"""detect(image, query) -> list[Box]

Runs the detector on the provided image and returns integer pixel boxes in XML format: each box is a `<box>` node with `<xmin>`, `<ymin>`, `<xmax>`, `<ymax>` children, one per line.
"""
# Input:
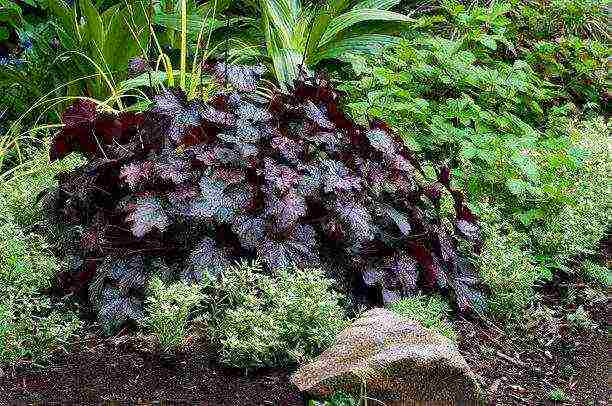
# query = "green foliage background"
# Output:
<box><xmin>0</xmin><ymin>0</ymin><xmax>609</xmax><ymax>366</ymax></box>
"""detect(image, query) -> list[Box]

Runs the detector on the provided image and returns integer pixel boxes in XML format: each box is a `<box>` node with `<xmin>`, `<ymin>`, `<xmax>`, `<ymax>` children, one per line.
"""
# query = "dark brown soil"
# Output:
<box><xmin>0</xmin><ymin>276</ymin><xmax>608</xmax><ymax>405</ymax></box>
<box><xmin>457</xmin><ymin>277</ymin><xmax>610</xmax><ymax>406</ymax></box>
<box><xmin>0</xmin><ymin>337</ymin><xmax>304</xmax><ymax>405</ymax></box>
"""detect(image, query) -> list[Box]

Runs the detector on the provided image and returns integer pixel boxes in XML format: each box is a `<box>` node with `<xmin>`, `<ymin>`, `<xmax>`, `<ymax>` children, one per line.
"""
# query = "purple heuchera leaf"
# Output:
<box><xmin>120</xmin><ymin>161</ymin><xmax>154</xmax><ymax>189</ymax></box>
<box><xmin>264</xmin><ymin>158</ymin><xmax>301</xmax><ymax>194</ymax></box>
<box><xmin>321</xmin><ymin>160</ymin><xmax>361</xmax><ymax>193</ymax></box>
<box><xmin>265</xmin><ymin>192</ymin><xmax>307</xmax><ymax>230</ymax></box>
<box><xmin>456</xmin><ymin>219</ymin><xmax>480</xmax><ymax>241</ymax></box>
<box><xmin>125</xmin><ymin>196</ymin><xmax>169</xmax><ymax>238</ymax></box>
<box><xmin>47</xmin><ymin>65</ymin><xmax>486</xmax><ymax>321</ymax></box>
<box><xmin>304</xmin><ymin>100</ymin><xmax>335</xmax><ymax>130</ymax></box>
<box><xmin>271</xmin><ymin>135</ymin><xmax>303</xmax><ymax>163</ymax></box>
<box><xmin>200</xmin><ymin>104</ymin><xmax>236</xmax><ymax>127</ymax></box>
<box><xmin>184</xmin><ymin>237</ymin><xmax>232</xmax><ymax>282</ymax></box>
<box><xmin>190</xmin><ymin>177</ymin><xmax>226</xmax><ymax>219</ymax></box>
<box><xmin>384</xmin><ymin>206</ymin><xmax>412</xmax><ymax>236</ymax></box>
<box><xmin>88</xmin><ymin>256</ymin><xmax>147</xmax><ymax>334</ymax></box>
<box><xmin>259</xmin><ymin>224</ymin><xmax>318</xmax><ymax>271</ymax></box>
<box><xmin>332</xmin><ymin>199</ymin><xmax>373</xmax><ymax>242</ymax></box>
<box><xmin>232</xmin><ymin>215</ymin><xmax>266</xmax><ymax>250</ymax></box>
<box><xmin>151</xmin><ymin>88</ymin><xmax>202</xmax><ymax>143</ymax></box>
<box><xmin>207</xmin><ymin>61</ymin><xmax>266</xmax><ymax>92</ymax></box>
<box><xmin>366</xmin><ymin>129</ymin><xmax>395</xmax><ymax>154</ymax></box>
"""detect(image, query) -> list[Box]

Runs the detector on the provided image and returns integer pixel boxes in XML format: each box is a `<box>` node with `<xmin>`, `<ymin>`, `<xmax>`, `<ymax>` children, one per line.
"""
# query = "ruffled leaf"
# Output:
<box><xmin>125</xmin><ymin>196</ymin><xmax>169</xmax><ymax>238</ymax></box>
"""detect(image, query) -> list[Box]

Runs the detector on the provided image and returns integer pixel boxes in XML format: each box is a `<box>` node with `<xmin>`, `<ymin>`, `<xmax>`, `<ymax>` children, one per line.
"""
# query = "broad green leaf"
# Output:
<box><xmin>0</xmin><ymin>1</ymin><xmax>22</xmax><ymax>26</ymax></box>
<box><xmin>103</xmin><ymin>2</ymin><xmax>150</xmax><ymax>70</ymax></box>
<box><xmin>311</xmin><ymin>34</ymin><xmax>401</xmax><ymax>64</ymax></box>
<box><xmin>354</xmin><ymin>0</ymin><xmax>400</xmax><ymax>10</ymax></box>
<box><xmin>0</xmin><ymin>26</ymin><xmax>8</xmax><ymax>41</ymax></box>
<box><xmin>506</xmin><ymin>178</ymin><xmax>528</xmax><ymax>195</ymax></box>
<box><xmin>119</xmin><ymin>71</ymin><xmax>168</xmax><ymax>92</ymax></box>
<box><xmin>80</xmin><ymin>0</ymin><xmax>104</xmax><ymax>50</ymax></box>
<box><xmin>154</xmin><ymin>12</ymin><xmax>236</xmax><ymax>34</ymax></box>
<box><xmin>511</xmin><ymin>154</ymin><xmax>539</xmax><ymax>181</ymax></box>
<box><xmin>46</xmin><ymin>0</ymin><xmax>77</xmax><ymax>38</ymax></box>
<box><xmin>480</xmin><ymin>34</ymin><xmax>497</xmax><ymax>51</ymax></box>
<box><xmin>320</xmin><ymin>9</ymin><xmax>414</xmax><ymax>46</ymax></box>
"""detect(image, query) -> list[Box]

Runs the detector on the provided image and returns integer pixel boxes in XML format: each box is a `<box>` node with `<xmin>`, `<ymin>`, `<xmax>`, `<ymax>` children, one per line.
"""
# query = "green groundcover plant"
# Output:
<box><xmin>0</xmin><ymin>151</ymin><xmax>83</xmax><ymax>364</ymax></box>
<box><xmin>338</xmin><ymin>1</ymin><xmax>610</xmax><ymax>318</ymax></box>
<box><xmin>200</xmin><ymin>261</ymin><xmax>348</xmax><ymax>368</ymax></box>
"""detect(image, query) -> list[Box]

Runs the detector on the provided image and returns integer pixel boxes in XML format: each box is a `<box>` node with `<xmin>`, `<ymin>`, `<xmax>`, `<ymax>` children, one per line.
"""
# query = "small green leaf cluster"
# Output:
<box><xmin>145</xmin><ymin>276</ymin><xmax>204</xmax><ymax>351</ymax></box>
<box><xmin>387</xmin><ymin>294</ymin><xmax>457</xmax><ymax>340</ymax></box>
<box><xmin>199</xmin><ymin>262</ymin><xmax>348</xmax><ymax>369</ymax></box>
<box><xmin>0</xmin><ymin>154</ymin><xmax>83</xmax><ymax>364</ymax></box>
<box><xmin>439</xmin><ymin>0</ymin><xmax>609</xmax><ymax>106</ymax></box>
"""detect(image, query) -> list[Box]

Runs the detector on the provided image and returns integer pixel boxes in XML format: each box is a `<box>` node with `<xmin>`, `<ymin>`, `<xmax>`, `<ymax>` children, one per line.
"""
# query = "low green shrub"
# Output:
<box><xmin>528</xmin><ymin>118</ymin><xmax>611</xmax><ymax>265</ymax></box>
<box><xmin>145</xmin><ymin>277</ymin><xmax>203</xmax><ymax>351</ymax></box>
<box><xmin>0</xmin><ymin>152</ymin><xmax>83</xmax><ymax>364</ymax></box>
<box><xmin>475</xmin><ymin>205</ymin><xmax>542</xmax><ymax>318</ymax></box>
<box><xmin>0</xmin><ymin>149</ymin><xmax>84</xmax><ymax>227</ymax></box>
<box><xmin>580</xmin><ymin>260</ymin><xmax>610</xmax><ymax>288</ymax></box>
<box><xmin>566</xmin><ymin>305</ymin><xmax>597</xmax><ymax>332</ymax></box>
<box><xmin>548</xmin><ymin>387</ymin><xmax>569</xmax><ymax>402</ymax></box>
<box><xmin>387</xmin><ymin>294</ymin><xmax>457</xmax><ymax>341</ymax></box>
<box><xmin>339</xmin><ymin>10</ymin><xmax>610</xmax><ymax>319</ymax></box>
<box><xmin>0</xmin><ymin>214</ymin><xmax>81</xmax><ymax>364</ymax></box>
<box><xmin>201</xmin><ymin>262</ymin><xmax>348</xmax><ymax>369</ymax></box>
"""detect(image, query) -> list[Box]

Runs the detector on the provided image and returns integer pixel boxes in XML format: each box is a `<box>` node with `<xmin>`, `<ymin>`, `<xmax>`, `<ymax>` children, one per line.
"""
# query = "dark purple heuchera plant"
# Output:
<box><xmin>43</xmin><ymin>63</ymin><xmax>485</xmax><ymax>333</ymax></box>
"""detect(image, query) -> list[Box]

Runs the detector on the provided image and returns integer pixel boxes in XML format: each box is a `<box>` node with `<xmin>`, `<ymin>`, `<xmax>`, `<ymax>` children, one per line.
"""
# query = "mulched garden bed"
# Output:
<box><xmin>1</xmin><ymin>277</ymin><xmax>608</xmax><ymax>405</ymax></box>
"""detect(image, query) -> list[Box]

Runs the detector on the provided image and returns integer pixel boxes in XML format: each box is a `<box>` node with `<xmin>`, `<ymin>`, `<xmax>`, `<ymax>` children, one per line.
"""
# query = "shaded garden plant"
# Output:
<box><xmin>43</xmin><ymin>62</ymin><xmax>486</xmax><ymax>334</ymax></box>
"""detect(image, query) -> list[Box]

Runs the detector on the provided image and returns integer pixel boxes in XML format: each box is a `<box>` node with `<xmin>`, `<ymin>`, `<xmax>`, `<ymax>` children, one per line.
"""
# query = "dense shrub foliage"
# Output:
<box><xmin>338</xmin><ymin>2</ymin><xmax>610</xmax><ymax>317</ymax></box>
<box><xmin>200</xmin><ymin>262</ymin><xmax>347</xmax><ymax>368</ymax></box>
<box><xmin>145</xmin><ymin>276</ymin><xmax>203</xmax><ymax>351</ymax></box>
<box><xmin>43</xmin><ymin>62</ymin><xmax>486</xmax><ymax>333</ymax></box>
<box><xmin>0</xmin><ymin>153</ymin><xmax>82</xmax><ymax>364</ymax></box>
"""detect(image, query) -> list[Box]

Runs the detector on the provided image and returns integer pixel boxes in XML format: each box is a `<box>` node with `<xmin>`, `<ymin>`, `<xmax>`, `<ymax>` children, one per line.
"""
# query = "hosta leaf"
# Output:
<box><xmin>125</xmin><ymin>196</ymin><xmax>169</xmax><ymax>238</ymax></box>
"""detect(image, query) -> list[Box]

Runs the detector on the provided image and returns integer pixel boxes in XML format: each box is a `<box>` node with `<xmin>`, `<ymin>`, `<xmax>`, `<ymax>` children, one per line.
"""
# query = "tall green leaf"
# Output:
<box><xmin>319</xmin><ymin>9</ymin><xmax>414</xmax><ymax>46</ymax></box>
